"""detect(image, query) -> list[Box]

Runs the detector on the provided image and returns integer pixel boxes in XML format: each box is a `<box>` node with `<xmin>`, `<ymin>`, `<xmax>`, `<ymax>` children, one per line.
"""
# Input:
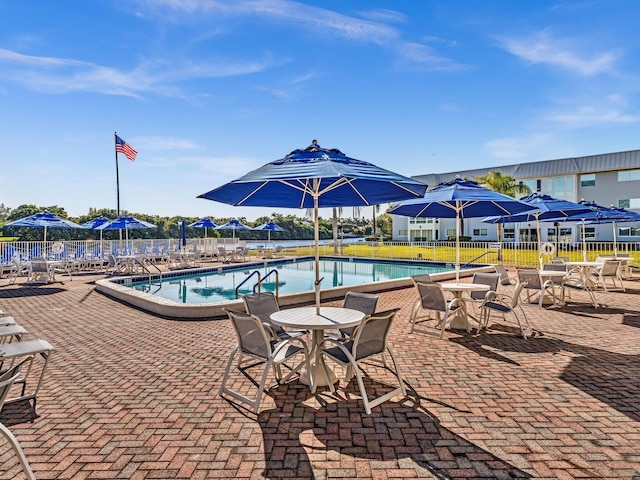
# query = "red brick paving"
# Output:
<box><xmin>1</xmin><ymin>268</ymin><xmax>639</xmax><ymax>479</ymax></box>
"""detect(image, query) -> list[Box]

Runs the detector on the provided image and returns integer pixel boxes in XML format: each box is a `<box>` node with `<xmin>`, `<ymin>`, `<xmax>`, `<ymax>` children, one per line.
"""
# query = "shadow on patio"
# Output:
<box><xmin>252</xmin><ymin>385</ymin><xmax>534</xmax><ymax>479</ymax></box>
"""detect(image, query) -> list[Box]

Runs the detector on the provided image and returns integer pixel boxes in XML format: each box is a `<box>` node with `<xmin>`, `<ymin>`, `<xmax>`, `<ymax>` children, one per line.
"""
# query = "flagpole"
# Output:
<box><xmin>114</xmin><ymin>132</ymin><xmax>121</xmax><ymax>217</ymax></box>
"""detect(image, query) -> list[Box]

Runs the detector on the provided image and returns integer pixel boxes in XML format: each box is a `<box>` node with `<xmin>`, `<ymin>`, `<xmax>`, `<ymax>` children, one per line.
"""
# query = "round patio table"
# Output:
<box><xmin>440</xmin><ymin>282</ymin><xmax>490</xmax><ymax>330</ymax></box>
<box><xmin>271</xmin><ymin>307</ymin><xmax>365</xmax><ymax>390</ymax></box>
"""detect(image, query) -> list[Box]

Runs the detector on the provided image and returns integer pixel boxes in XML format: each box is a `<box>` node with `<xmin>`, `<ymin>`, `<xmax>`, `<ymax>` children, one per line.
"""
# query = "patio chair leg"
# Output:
<box><xmin>0</xmin><ymin>423</ymin><xmax>36</xmax><ymax>480</ymax></box>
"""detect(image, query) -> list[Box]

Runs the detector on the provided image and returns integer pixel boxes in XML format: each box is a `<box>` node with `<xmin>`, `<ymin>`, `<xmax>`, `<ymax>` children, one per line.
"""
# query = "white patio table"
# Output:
<box><xmin>441</xmin><ymin>282</ymin><xmax>490</xmax><ymax>330</ymax></box>
<box><xmin>565</xmin><ymin>261</ymin><xmax>601</xmax><ymax>307</ymax></box>
<box><xmin>271</xmin><ymin>307</ymin><xmax>365</xmax><ymax>391</ymax></box>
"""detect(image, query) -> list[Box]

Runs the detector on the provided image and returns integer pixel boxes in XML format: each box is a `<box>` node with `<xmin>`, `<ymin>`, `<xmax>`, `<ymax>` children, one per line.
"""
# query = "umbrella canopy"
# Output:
<box><xmin>5</xmin><ymin>210</ymin><xmax>85</xmax><ymax>242</ymax></box>
<box><xmin>80</xmin><ymin>216</ymin><xmax>111</xmax><ymax>230</ymax></box>
<box><xmin>483</xmin><ymin>193</ymin><xmax>597</xmax><ymax>264</ymax></box>
<box><xmin>215</xmin><ymin>218</ymin><xmax>252</xmax><ymax>242</ymax></box>
<box><xmin>98</xmin><ymin>215</ymin><xmax>156</xmax><ymax>231</ymax></box>
<box><xmin>189</xmin><ymin>218</ymin><xmax>219</xmax><ymax>238</ymax></box>
<box><xmin>557</xmin><ymin>202</ymin><xmax>640</xmax><ymax>257</ymax></box>
<box><xmin>390</xmin><ymin>178</ymin><xmax>536</xmax><ymax>281</ymax></box>
<box><xmin>253</xmin><ymin>221</ymin><xmax>287</xmax><ymax>245</ymax></box>
<box><xmin>98</xmin><ymin>215</ymin><xmax>156</xmax><ymax>245</ymax></box>
<box><xmin>198</xmin><ymin>140</ymin><xmax>427</xmax><ymax>310</ymax></box>
<box><xmin>81</xmin><ymin>215</ymin><xmax>112</xmax><ymax>247</ymax></box>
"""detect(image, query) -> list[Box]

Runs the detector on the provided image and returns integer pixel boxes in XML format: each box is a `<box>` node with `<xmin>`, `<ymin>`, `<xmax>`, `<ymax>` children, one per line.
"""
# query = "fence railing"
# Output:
<box><xmin>1</xmin><ymin>238</ymin><xmax>637</xmax><ymax>268</ymax></box>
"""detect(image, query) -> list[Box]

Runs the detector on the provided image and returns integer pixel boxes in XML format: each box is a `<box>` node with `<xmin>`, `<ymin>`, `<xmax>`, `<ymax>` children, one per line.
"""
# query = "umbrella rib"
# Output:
<box><xmin>235</xmin><ymin>181</ymin><xmax>270</xmax><ymax>206</ymax></box>
<box><xmin>319</xmin><ymin>178</ymin><xmax>370</xmax><ymax>206</ymax></box>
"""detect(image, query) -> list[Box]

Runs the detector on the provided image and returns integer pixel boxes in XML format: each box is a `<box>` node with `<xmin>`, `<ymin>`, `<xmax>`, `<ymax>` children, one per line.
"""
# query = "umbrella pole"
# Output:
<box><xmin>44</xmin><ymin>225</ymin><xmax>47</xmax><ymax>243</ymax></box>
<box><xmin>613</xmin><ymin>221</ymin><xmax>618</xmax><ymax>256</ymax></box>
<box><xmin>537</xmin><ymin>217</ymin><xmax>543</xmax><ymax>268</ymax></box>
<box><xmin>314</xmin><ymin>195</ymin><xmax>321</xmax><ymax>313</ymax></box>
<box><xmin>455</xmin><ymin>206</ymin><xmax>460</xmax><ymax>283</ymax></box>
<box><xmin>582</xmin><ymin>220</ymin><xmax>587</xmax><ymax>261</ymax></box>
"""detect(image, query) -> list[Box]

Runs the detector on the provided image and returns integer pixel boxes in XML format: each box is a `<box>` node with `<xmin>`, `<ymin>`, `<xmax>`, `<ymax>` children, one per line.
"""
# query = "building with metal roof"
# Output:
<box><xmin>392</xmin><ymin>148</ymin><xmax>640</xmax><ymax>245</ymax></box>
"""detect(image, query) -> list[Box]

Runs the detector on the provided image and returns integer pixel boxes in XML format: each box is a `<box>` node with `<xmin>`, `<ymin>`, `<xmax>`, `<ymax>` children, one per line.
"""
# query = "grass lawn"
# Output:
<box><xmin>284</xmin><ymin>243</ymin><xmax>638</xmax><ymax>268</ymax></box>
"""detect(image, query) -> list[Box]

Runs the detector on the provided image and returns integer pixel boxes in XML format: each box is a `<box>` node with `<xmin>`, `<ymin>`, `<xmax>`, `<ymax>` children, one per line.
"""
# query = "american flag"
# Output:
<box><xmin>115</xmin><ymin>135</ymin><xmax>138</xmax><ymax>161</ymax></box>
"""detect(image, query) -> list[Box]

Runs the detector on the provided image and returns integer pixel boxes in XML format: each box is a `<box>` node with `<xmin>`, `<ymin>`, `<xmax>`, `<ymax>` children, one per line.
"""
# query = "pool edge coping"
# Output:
<box><xmin>95</xmin><ymin>258</ymin><xmax>496</xmax><ymax>319</ymax></box>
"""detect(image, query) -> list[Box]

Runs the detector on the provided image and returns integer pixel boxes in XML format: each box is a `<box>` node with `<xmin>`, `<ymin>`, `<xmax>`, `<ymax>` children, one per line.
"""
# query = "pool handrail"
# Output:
<box><xmin>235</xmin><ymin>270</ymin><xmax>261</xmax><ymax>298</ymax></box>
<box><xmin>253</xmin><ymin>269</ymin><xmax>280</xmax><ymax>299</ymax></box>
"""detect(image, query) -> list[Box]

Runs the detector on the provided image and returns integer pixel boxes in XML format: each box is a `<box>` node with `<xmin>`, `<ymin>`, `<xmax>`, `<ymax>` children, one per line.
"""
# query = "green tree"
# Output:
<box><xmin>0</xmin><ymin>203</ymin><xmax>12</xmax><ymax>222</ymax></box>
<box><xmin>475</xmin><ymin>171</ymin><xmax>531</xmax><ymax>244</ymax></box>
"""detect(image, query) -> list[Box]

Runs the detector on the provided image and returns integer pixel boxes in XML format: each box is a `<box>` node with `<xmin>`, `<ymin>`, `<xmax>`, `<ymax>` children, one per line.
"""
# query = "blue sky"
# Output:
<box><xmin>1</xmin><ymin>0</ymin><xmax>639</xmax><ymax>221</ymax></box>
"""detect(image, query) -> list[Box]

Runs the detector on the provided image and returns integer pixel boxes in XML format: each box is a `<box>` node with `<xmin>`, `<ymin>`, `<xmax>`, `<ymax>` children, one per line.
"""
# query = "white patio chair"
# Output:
<box><xmin>0</xmin><ymin>356</ymin><xmax>36</xmax><ymax>480</ymax></box>
<box><xmin>409</xmin><ymin>281</ymin><xmax>465</xmax><ymax>338</ymax></box>
<box><xmin>217</xmin><ymin>247</ymin><xmax>236</xmax><ymax>263</ymax></box>
<box><xmin>593</xmin><ymin>259</ymin><xmax>625</xmax><ymax>292</ymax></box>
<box><xmin>27</xmin><ymin>258</ymin><xmax>53</xmax><ymax>284</ymax></box>
<box><xmin>517</xmin><ymin>267</ymin><xmax>557</xmax><ymax>308</ymax></box>
<box><xmin>104</xmin><ymin>253</ymin><xmax>123</xmax><ymax>276</ymax></box>
<box><xmin>241</xmin><ymin>292</ymin><xmax>306</xmax><ymax>340</ymax></box>
<box><xmin>479</xmin><ymin>281</ymin><xmax>532</xmax><ymax>339</ymax></box>
<box><xmin>219</xmin><ymin>309</ymin><xmax>310</xmax><ymax>413</ymax></box>
<box><xmin>318</xmin><ymin>308</ymin><xmax>406</xmax><ymax>415</ymax></box>
<box><xmin>493</xmin><ymin>264</ymin><xmax>516</xmax><ymax>286</ymax></box>
<box><xmin>466</xmin><ymin>272</ymin><xmax>500</xmax><ymax>326</ymax></box>
<box><xmin>8</xmin><ymin>257</ymin><xmax>30</xmax><ymax>285</ymax></box>
<box><xmin>337</xmin><ymin>291</ymin><xmax>379</xmax><ymax>340</ymax></box>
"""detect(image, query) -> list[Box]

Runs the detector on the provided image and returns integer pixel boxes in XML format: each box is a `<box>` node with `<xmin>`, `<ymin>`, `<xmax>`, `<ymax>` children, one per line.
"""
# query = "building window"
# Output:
<box><xmin>618</xmin><ymin>227</ymin><xmax>640</xmax><ymax>237</ymax></box>
<box><xmin>398</xmin><ymin>230</ymin><xmax>407</xmax><ymax>237</ymax></box>
<box><xmin>522</xmin><ymin>180</ymin><xmax>536</xmax><ymax>193</ymax></box>
<box><xmin>410</xmin><ymin>218</ymin><xmax>427</xmax><ymax>224</ymax></box>
<box><xmin>473</xmin><ymin>228</ymin><xmax>488</xmax><ymax>236</ymax></box>
<box><xmin>583</xmin><ymin>227</ymin><xmax>596</xmax><ymax>239</ymax></box>
<box><xmin>503</xmin><ymin>228</ymin><xmax>515</xmax><ymax>239</ymax></box>
<box><xmin>580</xmin><ymin>174</ymin><xmax>596</xmax><ymax>187</ymax></box>
<box><xmin>445</xmin><ymin>229</ymin><xmax>456</xmax><ymax>238</ymax></box>
<box><xmin>547</xmin><ymin>227</ymin><xmax>572</xmax><ymax>241</ymax></box>
<box><xmin>618</xmin><ymin>169</ymin><xmax>640</xmax><ymax>182</ymax></box>
<box><xmin>618</xmin><ymin>198</ymin><xmax>640</xmax><ymax>209</ymax></box>
<box><xmin>543</xmin><ymin>176</ymin><xmax>573</xmax><ymax>199</ymax></box>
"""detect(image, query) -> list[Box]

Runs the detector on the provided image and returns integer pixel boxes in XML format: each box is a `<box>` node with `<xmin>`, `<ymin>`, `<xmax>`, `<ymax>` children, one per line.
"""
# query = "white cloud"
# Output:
<box><xmin>355</xmin><ymin>8</ymin><xmax>407</xmax><ymax>24</ymax></box>
<box><xmin>135</xmin><ymin>136</ymin><xmax>200</xmax><ymax>151</ymax></box>
<box><xmin>142</xmin><ymin>0</ymin><xmax>465</xmax><ymax>69</ymax></box>
<box><xmin>0</xmin><ymin>48</ymin><xmax>285</xmax><ymax>98</ymax></box>
<box><xmin>543</xmin><ymin>93</ymin><xmax>638</xmax><ymax>127</ymax></box>
<box><xmin>499</xmin><ymin>30</ymin><xmax>620</xmax><ymax>76</ymax></box>
<box><xmin>484</xmin><ymin>133</ymin><xmax>554</xmax><ymax>161</ymax></box>
<box><xmin>545</xmin><ymin>106</ymin><xmax>638</xmax><ymax>127</ymax></box>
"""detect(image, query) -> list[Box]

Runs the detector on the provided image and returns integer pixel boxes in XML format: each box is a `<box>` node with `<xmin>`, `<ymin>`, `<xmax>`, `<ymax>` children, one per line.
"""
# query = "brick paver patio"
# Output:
<box><xmin>1</xmin><ymin>267</ymin><xmax>639</xmax><ymax>479</ymax></box>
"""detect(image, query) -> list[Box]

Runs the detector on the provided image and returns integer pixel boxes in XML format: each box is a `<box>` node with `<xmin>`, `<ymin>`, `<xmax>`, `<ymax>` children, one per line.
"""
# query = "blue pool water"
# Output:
<box><xmin>128</xmin><ymin>257</ymin><xmax>457</xmax><ymax>304</ymax></box>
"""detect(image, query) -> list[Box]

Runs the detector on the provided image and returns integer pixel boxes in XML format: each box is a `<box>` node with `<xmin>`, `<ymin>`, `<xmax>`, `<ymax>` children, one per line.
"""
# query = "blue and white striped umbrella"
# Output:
<box><xmin>198</xmin><ymin>140</ymin><xmax>427</xmax><ymax>309</ymax></box>
<box><xmin>6</xmin><ymin>210</ymin><xmax>85</xmax><ymax>242</ymax></box>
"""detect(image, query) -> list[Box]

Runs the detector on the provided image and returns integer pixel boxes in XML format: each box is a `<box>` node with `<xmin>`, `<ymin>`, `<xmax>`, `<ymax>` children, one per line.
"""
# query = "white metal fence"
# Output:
<box><xmin>1</xmin><ymin>238</ymin><xmax>637</xmax><ymax>268</ymax></box>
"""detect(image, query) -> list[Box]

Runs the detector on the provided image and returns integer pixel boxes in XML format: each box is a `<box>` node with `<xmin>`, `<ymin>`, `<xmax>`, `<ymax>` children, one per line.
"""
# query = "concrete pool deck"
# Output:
<box><xmin>1</xmin><ymin>266</ymin><xmax>639</xmax><ymax>479</ymax></box>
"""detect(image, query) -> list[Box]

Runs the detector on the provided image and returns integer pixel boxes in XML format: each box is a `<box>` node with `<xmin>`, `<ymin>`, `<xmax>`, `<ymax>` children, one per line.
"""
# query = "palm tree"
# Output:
<box><xmin>332</xmin><ymin>207</ymin><xmax>342</xmax><ymax>253</ymax></box>
<box><xmin>475</xmin><ymin>171</ymin><xmax>531</xmax><ymax>252</ymax></box>
<box><xmin>372</xmin><ymin>204</ymin><xmax>381</xmax><ymax>239</ymax></box>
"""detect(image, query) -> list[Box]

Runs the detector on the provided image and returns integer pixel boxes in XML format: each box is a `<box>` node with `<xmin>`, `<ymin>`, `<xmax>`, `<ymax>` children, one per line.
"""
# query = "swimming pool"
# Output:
<box><xmin>95</xmin><ymin>256</ymin><xmax>493</xmax><ymax>319</ymax></box>
<box><xmin>128</xmin><ymin>257</ymin><xmax>459</xmax><ymax>304</ymax></box>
